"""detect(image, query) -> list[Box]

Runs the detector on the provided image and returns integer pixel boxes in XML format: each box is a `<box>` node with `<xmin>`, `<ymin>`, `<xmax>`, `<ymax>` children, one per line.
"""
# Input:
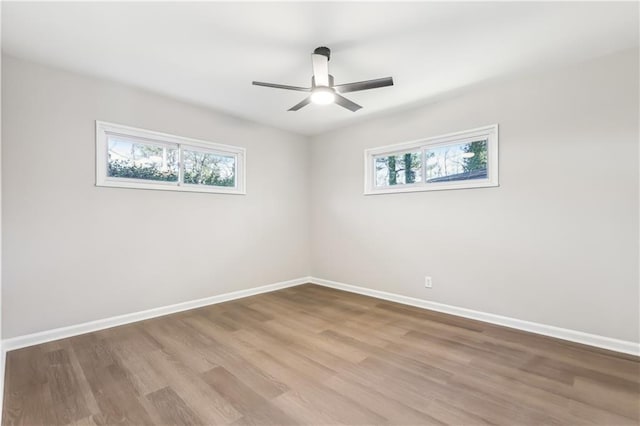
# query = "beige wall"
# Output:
<box><xmin>3</xmin><ymin>49</ymin><xmax>638</xmax><ymax>344</ymax></box>
<box><xmin>2</xmin><ymin>55</ymin><xmax>311</xmax><ymax>338</ymax></box>
<box><xmin>310</xmin><ymin>49</ymin><xmax>639</xmax><ymax>342</ymax></box>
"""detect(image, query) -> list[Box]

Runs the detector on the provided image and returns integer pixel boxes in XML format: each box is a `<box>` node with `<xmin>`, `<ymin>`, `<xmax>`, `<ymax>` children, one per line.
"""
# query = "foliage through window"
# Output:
<box><xmin>183</xmin><ymin>149</ymin><xmax>235</xmax><ymax>187</ymax></box>
<box><xmin>375</xmin><ymin>151</ymin><xmax>422</xmax><ymax>187</ymax></box>
<box><xmin>425</xmin><ymin>140</ymin><xmax>487</xmax><ymax>183</ymax></box>
<box><xmin>107</xmin><ymin>137</ymin><xmax>179</xmax><ymax>182</ymax></box>
<box><xmin>365</xmin><ymin>125</ymin><xmax>498</xmax><ymax>194</ymax></box>
<box><xmin>96</xmin><ymin>121</ymin><xmax>245</xmax><ymax>194</ymax></box>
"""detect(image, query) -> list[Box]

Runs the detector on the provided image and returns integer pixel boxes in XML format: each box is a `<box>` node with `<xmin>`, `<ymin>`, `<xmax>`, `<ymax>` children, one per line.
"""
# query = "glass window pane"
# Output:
<box><xmin>183</xmin><ymin>148</ymin><xmax>236</xmax><ymax>187</ymax></box>
<box><xmin>375</xmin><ymin>151</ymin><xmax>422</xmax><ymax>187</ymax></box>
<box><xmin>425</xmin><ymin>139</ymin><xmax>488</xmax><ymax>183</ymax></box>
<box><xmin>107</xmin><ymin>136</ymin><xmax>178</xmax><ymax>182</ymax></box>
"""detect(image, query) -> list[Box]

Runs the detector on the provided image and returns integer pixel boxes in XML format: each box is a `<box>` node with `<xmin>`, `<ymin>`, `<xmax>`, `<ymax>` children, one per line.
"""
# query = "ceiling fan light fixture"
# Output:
<box><xmin>310</xmin><ymin>87</ymin><xmax>335</xmax><ymax>105</ymax></box>
<box><xmin>252</xmin><ymin>46</ymin><xmax>394</xmax><ymax>112</ymax></box>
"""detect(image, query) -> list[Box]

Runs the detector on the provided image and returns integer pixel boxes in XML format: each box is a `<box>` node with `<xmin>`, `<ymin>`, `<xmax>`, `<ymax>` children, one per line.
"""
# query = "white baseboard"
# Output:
<box><xmin>310</xmin><ymin>277</ymin><xmax>640</xmax><ymax>356</ymax></box>
<box><xmin>2</xmin><ymin>275</ymin><xmax>637</xmax><ymax>358</ymax></box>
<box><xmin>2</xmin><ymin>276</ymin><xmax>312</xmax><ymax>353</ymax></box>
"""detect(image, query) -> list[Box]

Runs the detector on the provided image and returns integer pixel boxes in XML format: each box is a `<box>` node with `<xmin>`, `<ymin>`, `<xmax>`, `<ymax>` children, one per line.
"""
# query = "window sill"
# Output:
<box><xmin>96</xmin><ymin>179</ymin><xmax>246</xmax><ymax>195</ymax></box>
<box><xmin>364</xmin><ymin>180</ymin><xmax>499</xmax><ymax>195</ymax></box>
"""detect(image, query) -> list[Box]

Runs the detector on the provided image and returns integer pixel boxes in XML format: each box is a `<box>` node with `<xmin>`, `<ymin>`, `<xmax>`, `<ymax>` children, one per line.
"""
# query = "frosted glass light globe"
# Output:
<box><xmin>311</xmin><ymin>87</ymin><xmax>335</xmax><ymax>105</ymax></box>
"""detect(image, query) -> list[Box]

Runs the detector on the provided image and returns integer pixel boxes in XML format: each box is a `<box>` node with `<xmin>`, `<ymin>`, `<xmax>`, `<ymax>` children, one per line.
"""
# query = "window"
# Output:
<box><xmin>364</xmin><ymin>125</ymin><xmax>498</xmax><ymax>194</ymax></box>
<box><xmin>96</xmin><ymin>121</ymin><xmax>245</xmax><ymax>194</ymax></box>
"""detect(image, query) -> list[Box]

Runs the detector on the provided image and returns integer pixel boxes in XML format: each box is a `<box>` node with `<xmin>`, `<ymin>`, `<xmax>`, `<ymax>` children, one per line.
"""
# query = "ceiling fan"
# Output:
<box><xmin>252</xmin><ymin>46</ymin><xmax>394</xmax><ymax>112</ymax></box>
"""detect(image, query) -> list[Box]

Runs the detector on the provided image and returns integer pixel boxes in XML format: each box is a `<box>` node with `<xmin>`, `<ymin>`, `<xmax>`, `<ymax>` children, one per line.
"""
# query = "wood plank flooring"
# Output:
<box><xmin>3</xmin><ymin>284</ymin><xmax>639</xmax><ymax>425</ymax></box>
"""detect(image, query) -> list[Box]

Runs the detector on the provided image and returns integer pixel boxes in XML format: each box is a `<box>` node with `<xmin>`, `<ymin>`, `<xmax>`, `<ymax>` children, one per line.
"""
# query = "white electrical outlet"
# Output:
<box><xmin>425</xmin><ymin>276</ymin><xmax>433</xmax><ymax>288</ymax></box>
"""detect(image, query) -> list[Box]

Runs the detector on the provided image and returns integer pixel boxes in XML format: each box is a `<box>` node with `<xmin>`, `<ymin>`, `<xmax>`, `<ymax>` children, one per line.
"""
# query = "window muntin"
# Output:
<box><xmin>96</xmin><ymin>121</ymin><xmax>245</xmax><ymax>194</ymax></box>
<box><xmin>364</xmin><ymin>125</ymin><xmax>498</xmax><ymax>194</ymax></box>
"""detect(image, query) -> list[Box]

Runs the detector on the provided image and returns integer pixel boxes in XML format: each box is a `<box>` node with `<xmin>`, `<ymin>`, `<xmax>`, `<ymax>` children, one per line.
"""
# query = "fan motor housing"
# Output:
<box><xmin>312</xmin><ymin>74</ymin><xmax>334</xmax><ymax>88</ymax></box>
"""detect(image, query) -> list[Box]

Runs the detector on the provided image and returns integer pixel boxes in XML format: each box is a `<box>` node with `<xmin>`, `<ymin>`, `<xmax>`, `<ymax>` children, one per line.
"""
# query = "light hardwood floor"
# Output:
<box><xmin>3</xmin><ymin>284</ymin><xmax>639</xmax><ymax>425</ymax></box>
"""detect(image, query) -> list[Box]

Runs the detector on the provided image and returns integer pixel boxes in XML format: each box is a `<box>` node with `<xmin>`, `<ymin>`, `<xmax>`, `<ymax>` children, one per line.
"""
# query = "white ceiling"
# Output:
<box><xmin>2</xmin><ymin>2</ymin><xmax>638</xmax><ymax>136</ymax></box>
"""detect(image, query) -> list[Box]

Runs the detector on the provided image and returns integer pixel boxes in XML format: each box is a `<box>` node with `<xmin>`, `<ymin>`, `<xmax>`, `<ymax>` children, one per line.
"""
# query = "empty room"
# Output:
<box><xmin>1</xmin><ymin>1</ymin><xmax>638</xmax><ymax>425</ymax></box>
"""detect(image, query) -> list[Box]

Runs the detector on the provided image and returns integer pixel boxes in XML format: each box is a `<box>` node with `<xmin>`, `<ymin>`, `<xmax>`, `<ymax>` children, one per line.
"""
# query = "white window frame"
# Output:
<box><xmin>364</xmin><ymin>124</ymin><xmax>499</xmax><ymax>195</ymax></box>
<box><xmin>96</xmin><ymin>121</ymin><xmax>246</xmax><ymax>194</ymax></box>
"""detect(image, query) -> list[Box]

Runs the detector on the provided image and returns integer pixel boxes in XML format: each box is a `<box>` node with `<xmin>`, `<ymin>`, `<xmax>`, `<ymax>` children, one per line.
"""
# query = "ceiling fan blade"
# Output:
<box><xmin>311</xmin><ymin>54</ymin><xmax>329</xmax><ymax>87</ymax></box>
<box><xmin>253</xmin><ymin>81</ymin><xmax>310</xmax><ymax>92</ymax></box>
<box><xmin>334</xmin><ymin>94</ymin><xmax>362</xmax><ymax>112</ymax></box>
<box><xmin>334</xmin><ymin>77</ymin><xmax>394</xmax><ymax>94</ymax></box>
<box><xmin>288</xmin><ymin>96</ymin><xmax>312</xmax><ymax>111</ymax></box>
